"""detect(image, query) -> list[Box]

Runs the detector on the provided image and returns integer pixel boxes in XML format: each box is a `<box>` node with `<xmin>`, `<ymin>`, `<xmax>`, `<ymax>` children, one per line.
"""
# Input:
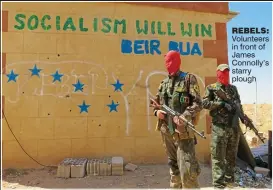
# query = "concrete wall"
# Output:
<box><xmin>2</xmin><ymin>2</ymin><xmax>230</xmax><ymax>168</ymax></box>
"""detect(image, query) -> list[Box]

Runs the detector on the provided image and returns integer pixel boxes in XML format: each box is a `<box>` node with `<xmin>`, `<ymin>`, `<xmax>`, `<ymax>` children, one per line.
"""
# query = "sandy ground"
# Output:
<box><xmin>2</xmin><ymin>164</ymin><xmax>214</xmax><ymax>189</ymax></box>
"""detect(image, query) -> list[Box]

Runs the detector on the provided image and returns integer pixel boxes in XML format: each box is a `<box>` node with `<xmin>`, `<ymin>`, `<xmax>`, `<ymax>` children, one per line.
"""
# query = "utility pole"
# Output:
<box><xmin>255</xmin><ymin>80</ymin><xmax>258</xmax><ymax>126</ymax></box>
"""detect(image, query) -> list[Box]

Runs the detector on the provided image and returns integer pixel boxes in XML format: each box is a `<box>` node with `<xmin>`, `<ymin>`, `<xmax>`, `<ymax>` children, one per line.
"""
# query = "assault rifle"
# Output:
<box><xmin>216</xmin><ymin>89</ymin><xmax>266</xmax><ymax>143</ymax></box>
<box><xmin>150</xmin><ymin>98</ymin><xmax>206</xmax><ymax>139</ymax></box>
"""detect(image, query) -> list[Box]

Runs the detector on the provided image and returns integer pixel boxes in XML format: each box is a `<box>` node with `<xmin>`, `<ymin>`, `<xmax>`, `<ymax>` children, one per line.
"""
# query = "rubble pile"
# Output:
<box><xmin>234</xmin><ymin>166</ymin><xmax>272</xmax><ymax>188</ymax></box>
<box><xmin>235</xmin><ymin>135</ymin><xmax>272</xmax><ymax>189</ymax></box>
<box><xmin>235</xmin><ymin>132</ymin><xmax>272</xmax><ymax>189</ymax></box>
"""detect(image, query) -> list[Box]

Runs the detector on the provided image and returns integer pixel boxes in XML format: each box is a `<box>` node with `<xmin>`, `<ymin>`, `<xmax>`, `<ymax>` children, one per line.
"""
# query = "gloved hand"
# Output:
<box><xmin>217</xmin><ymin>101</ymin><xmax>232</xmax><ymax>111</ymax></box>
<box><xmin>242</xmin><ymin>115</ymin><xmax>250</xmax><ymax>125</ymax></box>
<box><xmin>223</xmin><ymin>103</ymin><xmax>232</xmax><ymax>111</ymax></box>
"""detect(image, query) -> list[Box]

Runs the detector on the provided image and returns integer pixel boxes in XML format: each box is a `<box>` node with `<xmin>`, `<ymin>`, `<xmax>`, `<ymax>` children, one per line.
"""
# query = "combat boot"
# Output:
<box><xmin>225</xmin><ymin>182</ymin><xmax>240</xmax><ymax>189</ymax></box>
<box><xmin>170</xmin><ymin>175</ymin><xmax>182</xmax><ymax>188</ymax></box>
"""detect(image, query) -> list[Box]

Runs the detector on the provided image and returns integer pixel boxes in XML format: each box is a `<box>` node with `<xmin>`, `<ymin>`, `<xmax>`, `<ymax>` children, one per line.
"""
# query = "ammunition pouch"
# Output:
<box><xmin>176</xmin><ymin>120</ymin><xmax>196</xmax><ymax>140</ymax></box>
<box><xmin>172</xmin><ymin>89</ymin><xmax>190</xmax><ymax>113</ymax></box>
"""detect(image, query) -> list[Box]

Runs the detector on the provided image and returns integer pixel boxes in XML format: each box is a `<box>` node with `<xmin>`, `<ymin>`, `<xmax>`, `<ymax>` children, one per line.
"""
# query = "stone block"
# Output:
<box><xmin>106</xmin><ymin>157</ymin><xmax>112</xmax><ymax>176</ymax></box>
<box><xmin>99</xmin><ymin>158</ymin><xmax>108</xmax><ymax>176</ymax></box>
<box><xmin>86</xmin><ymin>159</ymin><xmax>91</xmax><ymax>175</ymax></box>
<box><xmin>111</xmin><ymin>157</ymin><xmax>123</xmax><ymax>176</ymax></box>
<box><xmin>254</xmin><ymin>166</ymin><xmax>270</xmax><ymax>176</ymax></box>
<box><xmin>125</xmin><ymin>163</ymin><xmax>138</xmax><ymax>171</ymax></box>
<box><xmin>57</xmin><ymin>158</ymin><xmax>73</xmax><ymax>178</ymax></box>
<box><xmin>87</xmin><ymin>159</ymin><xmax>100</xmax><ymax>176</ymax></box>
<box><xmin>70</xmin><ymin>158</ymin><xmax>88</xmax><ymax>178</ymax></box>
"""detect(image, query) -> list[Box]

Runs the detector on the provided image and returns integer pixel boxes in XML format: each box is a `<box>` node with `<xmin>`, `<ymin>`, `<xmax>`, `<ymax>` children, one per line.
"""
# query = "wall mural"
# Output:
<box><xmin>4</xmin><ymin>60</ymin><xmax>206</xmax><ymax>135</ymax></box>
<box><xmin>13</xmin><ymin>14</ymin><xmax>212</xmax><ymax>55</ymax></box>
<box><xmin>4</xmin><ymin>12</ymin><xmax>213</xmax><ymax>135</ymax></box>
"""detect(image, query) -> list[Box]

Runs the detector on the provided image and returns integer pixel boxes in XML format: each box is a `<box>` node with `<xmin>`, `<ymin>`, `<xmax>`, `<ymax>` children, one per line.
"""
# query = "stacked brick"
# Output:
<box><xmin>57</xmin><ymin>157</ymin><xmax>123</xmax><ymax>178</ymax></box>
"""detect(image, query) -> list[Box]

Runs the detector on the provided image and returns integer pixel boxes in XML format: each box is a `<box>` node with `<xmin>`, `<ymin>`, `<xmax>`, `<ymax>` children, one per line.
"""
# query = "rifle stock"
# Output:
<box><xmin>216</xmin><ymin>90</ymin><xmax>265</xmax><ymax>143</ymax></box>
<box><xmin>150</xmin><ymin>98</ymin><xmax>206</xmax><ymax>139</ymax></box>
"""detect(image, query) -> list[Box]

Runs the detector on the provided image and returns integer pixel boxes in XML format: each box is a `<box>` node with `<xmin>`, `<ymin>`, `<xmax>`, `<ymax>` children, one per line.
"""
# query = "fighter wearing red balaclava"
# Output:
<box><xmin>216</xmin><ymin>65</ymin><xmax>230</xmax><ymax>86</ymax></box>
<box><xmin>152</xmin><ymin>50</ymin><xmax>202</xmax><ymax>188</ymax></box>
<box><xmin>164</xmin><ymin>50</ymin><xmax>181</xmax><ymax>76</ymax></box>
<box><xmin>202</xmin><ymin>64</ymin><xmax>248</xmax><ymax>188</ymax></box>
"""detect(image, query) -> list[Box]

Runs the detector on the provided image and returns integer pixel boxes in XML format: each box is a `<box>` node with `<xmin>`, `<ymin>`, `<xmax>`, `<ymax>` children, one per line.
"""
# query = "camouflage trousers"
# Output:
<box><xmin>211</xmin><ymin>124</ymin><xmax>240</xmax><ymax>188</ymax></box>
<box><xmin>161</xmin><ymin>131</ymin><xmax>201</xmax><ymax>189</ymax></box>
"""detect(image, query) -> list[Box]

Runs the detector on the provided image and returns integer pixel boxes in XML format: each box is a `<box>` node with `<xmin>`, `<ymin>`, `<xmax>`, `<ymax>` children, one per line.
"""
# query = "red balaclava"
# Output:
<box><xmin>164</xmin><ymin>51</ymin><xmax>181</xmax><ymax>76</ymax></box>
<box><xmin>217</xmin><ymin>69</ymin><xmax>230</xmax><ymax>86</ymax></box>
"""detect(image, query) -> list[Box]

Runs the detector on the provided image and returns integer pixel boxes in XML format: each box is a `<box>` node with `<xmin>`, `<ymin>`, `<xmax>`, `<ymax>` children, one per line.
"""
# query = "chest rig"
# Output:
<box><xmin>160</xmin><ymin>71</ymin><xmax>192</xmax><ymax>135</ymax></box>
<box><xmin>212</xmin><ymin>84</ymin><xmax>239</xmax><ymax>126</ymax></box>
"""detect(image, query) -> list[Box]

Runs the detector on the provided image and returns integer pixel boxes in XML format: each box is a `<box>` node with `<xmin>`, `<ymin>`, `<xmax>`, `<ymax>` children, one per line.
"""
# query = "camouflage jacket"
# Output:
<box><xmin>154</xmin><ymin>71</ymin><xmax>202</xmax><ymax>138</ymax></box>
<box><xmin>202</xmin><ymin>82</ymin><xmax>245</xmax><ymax>126</ymax></box>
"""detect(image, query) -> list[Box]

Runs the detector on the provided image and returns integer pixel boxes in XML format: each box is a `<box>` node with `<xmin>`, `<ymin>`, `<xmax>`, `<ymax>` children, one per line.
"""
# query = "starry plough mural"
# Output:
<box><xmin>6</xmin><ymin>65</ymin><xmax>124</xmax><ymax>114</ymax></box>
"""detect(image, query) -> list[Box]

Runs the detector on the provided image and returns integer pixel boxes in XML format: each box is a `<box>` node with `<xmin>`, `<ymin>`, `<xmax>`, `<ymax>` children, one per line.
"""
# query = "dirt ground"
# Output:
<box><xmin>2</xmin><ymin>164</ymin><xmax>214</xmax><ymax>189</ymax></box>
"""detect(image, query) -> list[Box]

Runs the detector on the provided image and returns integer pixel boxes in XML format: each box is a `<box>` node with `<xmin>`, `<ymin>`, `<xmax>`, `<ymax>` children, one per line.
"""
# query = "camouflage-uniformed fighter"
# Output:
<box><xmin>202</xmin><ymin>64</ymin><xmax>248</xmax><ymax>188</ymax></box>
<box><xmin>153</xmin><ymin>50</ymin><xmax>202</xmax><ymax>188</ymax></box>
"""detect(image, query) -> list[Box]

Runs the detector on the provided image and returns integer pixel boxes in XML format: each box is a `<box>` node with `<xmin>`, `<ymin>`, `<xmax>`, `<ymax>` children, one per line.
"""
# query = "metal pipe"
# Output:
<box><xmin>255</xmin><ymin>80</ymin><xmax>257</xmax><ymax>126</ymax></box>
<box><xmin>268</xmin><ymin>130</ymin><xmax>272</xmax><ymax>178</ymax></box>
